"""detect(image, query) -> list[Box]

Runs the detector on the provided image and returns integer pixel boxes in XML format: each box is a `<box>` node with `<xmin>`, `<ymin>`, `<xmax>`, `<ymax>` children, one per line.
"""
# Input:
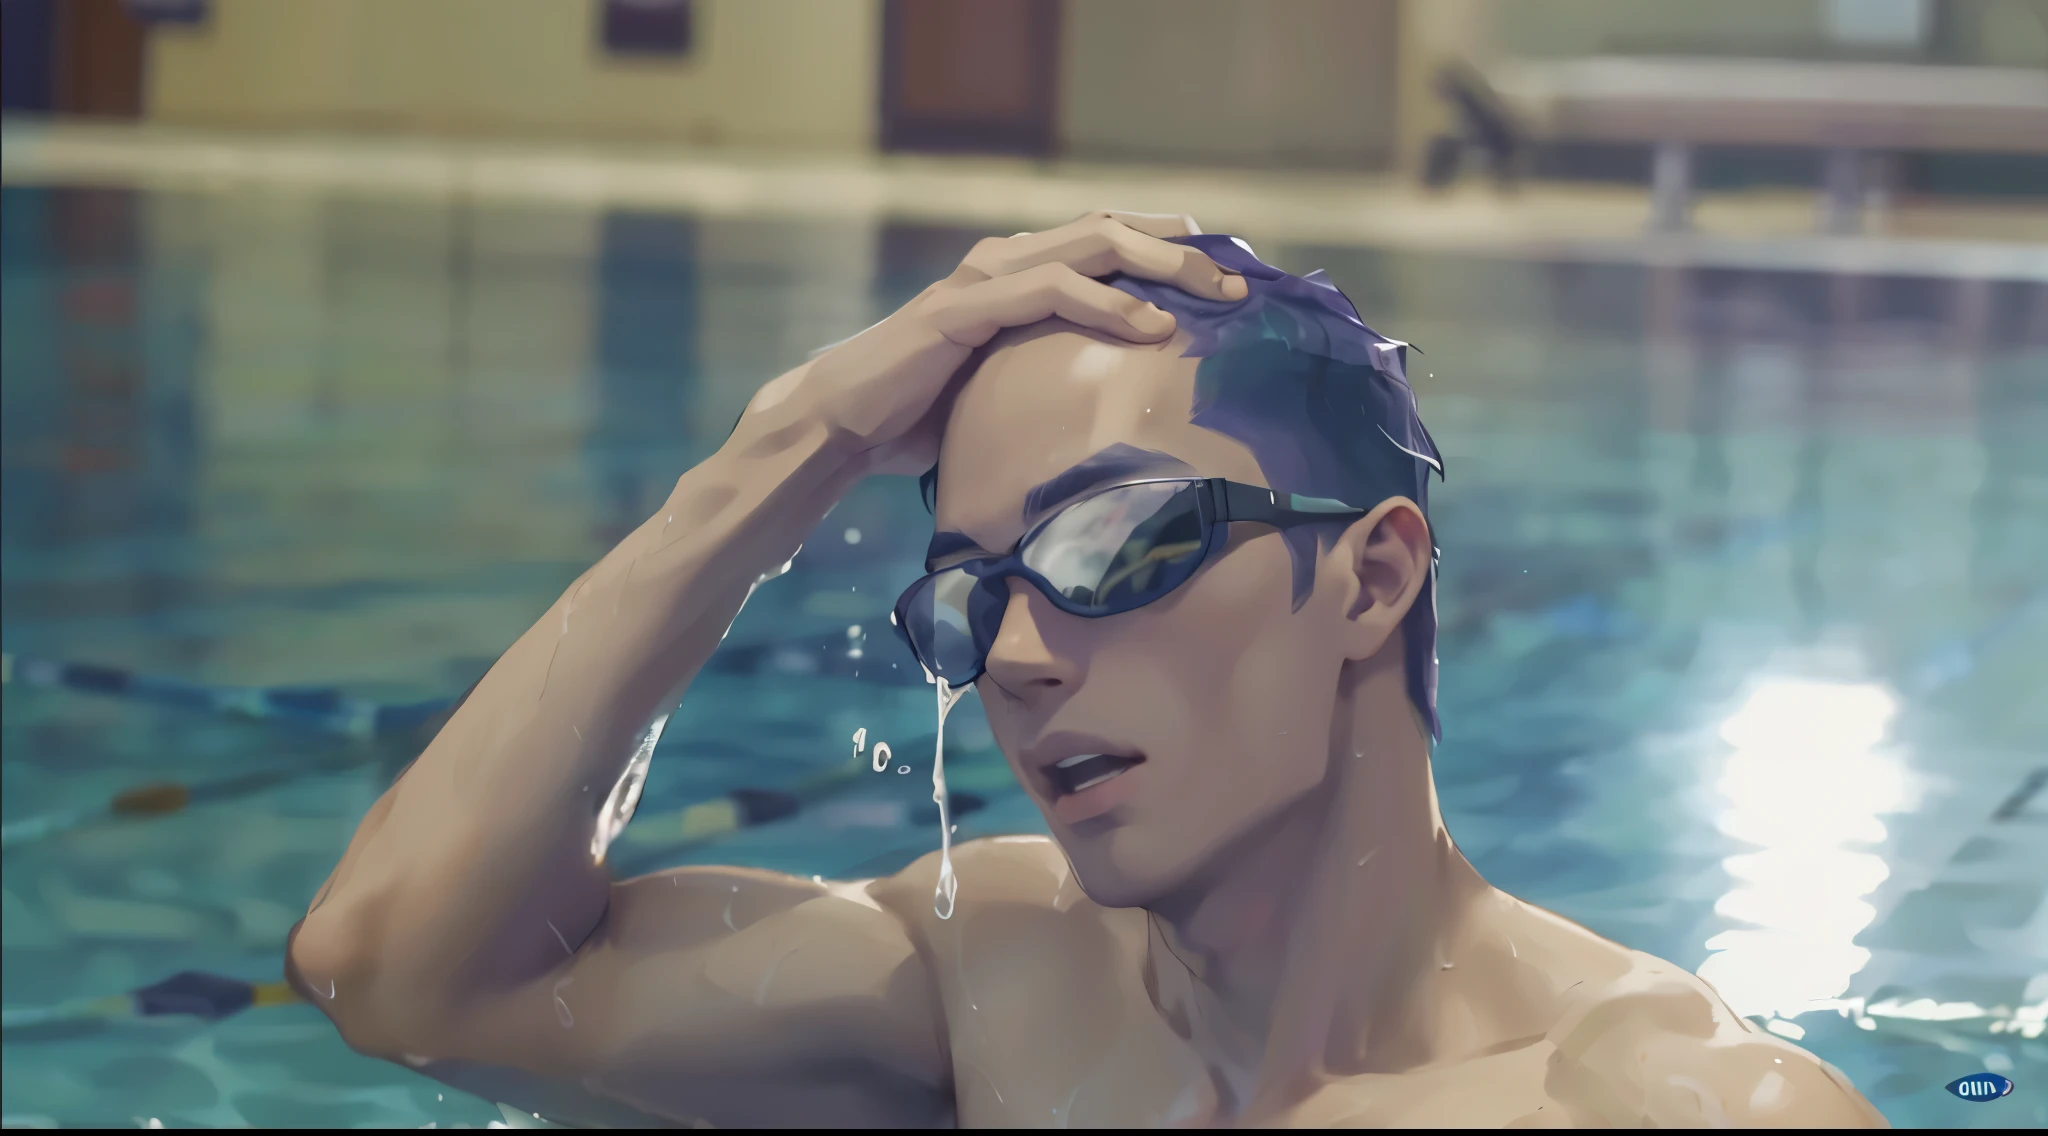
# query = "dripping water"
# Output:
<box><xmin>927</xmin><ymin>670</ymin><xmax>972</xmax><ymax>920</ymax></box>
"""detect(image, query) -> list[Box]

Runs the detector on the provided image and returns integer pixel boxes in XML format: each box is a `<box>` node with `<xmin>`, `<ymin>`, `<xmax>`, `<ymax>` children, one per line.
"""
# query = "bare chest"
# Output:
<box><xmin>939</xmin><ymin>957</ymin><xmax>1562</xmax><ymax>1129</ymax></box>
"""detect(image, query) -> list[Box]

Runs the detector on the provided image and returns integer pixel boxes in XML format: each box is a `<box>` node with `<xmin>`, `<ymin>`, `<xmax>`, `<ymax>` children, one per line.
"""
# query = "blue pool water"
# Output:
<box><xmin>2</xmin><ymin>183</ymin><xmax>2044</xmax><ymax>1128</ymax></box>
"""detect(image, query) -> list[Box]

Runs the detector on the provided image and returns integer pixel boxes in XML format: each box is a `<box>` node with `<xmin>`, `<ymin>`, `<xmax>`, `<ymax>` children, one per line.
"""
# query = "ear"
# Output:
<box><xmin>1332</xmin><ymin>497</ymin><xmax>1432</xmax><ymax>663</ymax></box>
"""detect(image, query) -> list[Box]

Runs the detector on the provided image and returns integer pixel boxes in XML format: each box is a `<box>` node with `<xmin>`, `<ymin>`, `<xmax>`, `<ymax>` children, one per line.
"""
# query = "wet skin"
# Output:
<box><xmin>290</xmin><ymin>211</ymin><xmax>1886</xmax><ymax>1127</ymax></box>
<box><xmin>857</xmin><ymin>325</ymin><xmax>1890</xmax><ymax>1127</ymax></box>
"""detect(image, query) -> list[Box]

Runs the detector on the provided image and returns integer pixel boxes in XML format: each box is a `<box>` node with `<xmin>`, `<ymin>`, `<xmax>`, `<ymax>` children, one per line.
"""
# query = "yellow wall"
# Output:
<box><xmin>1060</xmin><ymin>0</ymin><xmax>1401</xmax><ymax>169</ymax></box>
<box><xmin>1484</xmin><ymin>0</ymin><xmax>1822</xmax><ymax>59</ymax></box>
<box><xmin>145</xmin><ymin>0</ymin><xmax>880</xmax><ymax>151</ymax></box>
<box><xmin>1946</xmin><ymin>0</ymin><xmax>2048</xmax><ymax>67</ymax></box>
<box><xmin>139</xmin><ymin>0</ymin><xmax>2043</xmax><ymax>170</ymax></box>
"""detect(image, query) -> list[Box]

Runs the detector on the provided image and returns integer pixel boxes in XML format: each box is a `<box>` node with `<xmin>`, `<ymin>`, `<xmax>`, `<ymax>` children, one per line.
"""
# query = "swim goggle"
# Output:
<box><xmin>891</xmin><ymin>477</ymin><xmax>1368</xmax><ymax>685</ymax></box>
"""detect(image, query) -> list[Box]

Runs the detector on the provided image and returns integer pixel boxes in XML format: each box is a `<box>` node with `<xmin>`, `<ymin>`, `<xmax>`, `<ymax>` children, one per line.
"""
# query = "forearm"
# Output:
<box><xmin>292</xmin><ymin>391</ymin><xmax>860</xmax><ymax>1036</ymax></box>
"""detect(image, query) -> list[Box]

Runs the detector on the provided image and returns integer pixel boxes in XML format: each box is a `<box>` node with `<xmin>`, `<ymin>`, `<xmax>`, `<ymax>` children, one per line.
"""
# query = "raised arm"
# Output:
<box><xmin>285</xmin><ymin>211</ymin><xmax>1244</xmax><ymax>1127</ymax></box>
<box><xmin>285</xmin><ymin>390</ymin><xmax>933</xmax><ymax>1124</ymax></box>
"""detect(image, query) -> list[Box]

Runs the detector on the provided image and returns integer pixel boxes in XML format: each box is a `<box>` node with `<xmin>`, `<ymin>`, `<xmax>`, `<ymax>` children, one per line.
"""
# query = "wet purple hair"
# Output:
<box><xmin>924</xmin><ymin>234</ymin><xmax>1446</xmax><ymax>740</ymax></box>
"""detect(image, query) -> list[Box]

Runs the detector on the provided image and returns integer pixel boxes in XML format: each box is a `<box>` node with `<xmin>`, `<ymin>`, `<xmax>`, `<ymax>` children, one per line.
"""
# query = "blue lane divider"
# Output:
<box><xmin>0</xmin><ymin>652</ymin><xmax>453</xmax><ymax>740</ymax></box>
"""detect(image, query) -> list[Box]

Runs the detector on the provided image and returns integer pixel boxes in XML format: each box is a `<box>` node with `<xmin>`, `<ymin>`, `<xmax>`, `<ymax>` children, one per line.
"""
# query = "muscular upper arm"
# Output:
<box><xmin>379</xmin><ymin>866</ymin><xmax>953</xmax><ymax>1129</ymax></box>
<box><xmin>1546</xmin><ymin>960</ymin><xmax>1886</xmax><ymax>1128</ymax></box>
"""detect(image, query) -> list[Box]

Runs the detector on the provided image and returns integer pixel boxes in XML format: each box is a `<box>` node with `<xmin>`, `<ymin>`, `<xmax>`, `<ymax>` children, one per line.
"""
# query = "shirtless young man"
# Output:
<box><xmin>289</xmin><ymin>213</ymin><xmax>1887</xmax><ymax>1129</ymax></box>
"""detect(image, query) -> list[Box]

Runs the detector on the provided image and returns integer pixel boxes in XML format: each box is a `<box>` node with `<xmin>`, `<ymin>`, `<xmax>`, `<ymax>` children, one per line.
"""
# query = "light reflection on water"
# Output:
<box><xmin>3</xmin><ymin>183</ymin><xmax>2042</xmax><ymax>1127</ymax></box>
<box><xmin>1699</xmin><ymin>677</ymin><xmax>1911</xmax><ymax>1020</ymax></box>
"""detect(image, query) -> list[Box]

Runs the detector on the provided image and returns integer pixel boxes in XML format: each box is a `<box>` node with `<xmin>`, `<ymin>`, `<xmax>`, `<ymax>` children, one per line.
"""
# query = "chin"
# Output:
<box><xmin>1055</xmin><ymin>827</ymin><xmax>1196</xmax><ymax>911</ymax></box>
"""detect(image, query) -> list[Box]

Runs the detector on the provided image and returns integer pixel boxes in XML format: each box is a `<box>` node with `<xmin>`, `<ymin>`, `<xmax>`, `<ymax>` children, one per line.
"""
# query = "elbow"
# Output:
<box><xmin>287</xmin><ymin>907</ymin><xmax>444</xmax><ymax>1061</ymax></box>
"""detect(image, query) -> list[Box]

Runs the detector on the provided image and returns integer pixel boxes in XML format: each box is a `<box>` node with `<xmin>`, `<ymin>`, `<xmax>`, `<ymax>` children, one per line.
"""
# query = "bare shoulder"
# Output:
<box><xmin>1544</xmin><ymin>951</ymin><xmax>1887</xmax><ymax>1128</ymax></box>
<box><xmin>867</xmin><ymin>836</ymin><xmax>1138</xmax><ymax>995</ymax></box>
<box><xmin>868</xmin><ymin>835</ymin><xmax>1094</xmax><ymax>929</ymax></box>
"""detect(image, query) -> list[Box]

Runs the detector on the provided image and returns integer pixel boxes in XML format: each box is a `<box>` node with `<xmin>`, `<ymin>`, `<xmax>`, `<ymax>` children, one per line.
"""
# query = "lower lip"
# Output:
<box><xmin>1051</xmin><ymin>761</ymin><xmax>1144</xmax><ymax>825</ymax></box>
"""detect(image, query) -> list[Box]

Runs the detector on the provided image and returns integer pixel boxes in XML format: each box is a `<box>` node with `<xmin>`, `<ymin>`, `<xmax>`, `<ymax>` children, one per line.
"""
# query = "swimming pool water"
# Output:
<box><xmin>2</xmin><ymin>184</ymin><xmax>2044</xmax><ymax>1128</ymax></box>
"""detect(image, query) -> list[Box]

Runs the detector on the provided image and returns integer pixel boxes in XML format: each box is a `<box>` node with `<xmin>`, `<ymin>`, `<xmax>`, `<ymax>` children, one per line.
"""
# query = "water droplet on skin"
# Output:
<box><xmin>553</xmin><ymin>977</ymin><xmax>574</xmax><ymax>1027</ymax></box>
<box><xmin>590</xmin><ymin>715</ymin><xmax>665</xmax><ymax>863</ymax></box>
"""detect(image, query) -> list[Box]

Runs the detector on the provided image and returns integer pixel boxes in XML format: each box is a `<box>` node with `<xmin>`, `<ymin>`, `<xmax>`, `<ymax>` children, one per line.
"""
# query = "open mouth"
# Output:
<box><xmin>1049</xmin><ymin>752</ymin><xmax>1145</xmax><ymax>797</ymax></box>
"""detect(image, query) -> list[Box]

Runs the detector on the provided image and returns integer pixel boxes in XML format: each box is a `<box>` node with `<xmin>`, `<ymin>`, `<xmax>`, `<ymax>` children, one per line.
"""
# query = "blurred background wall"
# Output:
<box><xmin>1060</xmin><ymin>0</ymin><xmax>1400</xmax><ymax>169</ymax></box>
<box><xmin>148</xmin><ymin>0</ymin><xmax>881</xmax><ymax>150</ymax></box>
<box><xmin>3</xmin><ymin>0</ymin><xmax>2044</xmax><ymax>192</ymax></box>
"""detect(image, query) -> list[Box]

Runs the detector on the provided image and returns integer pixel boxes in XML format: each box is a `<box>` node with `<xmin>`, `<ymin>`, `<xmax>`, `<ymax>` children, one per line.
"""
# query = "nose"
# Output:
<box><xmin>980</xmin><ymin>579</ymin><xmax>1083</xmax><ymax>695</ymax></box>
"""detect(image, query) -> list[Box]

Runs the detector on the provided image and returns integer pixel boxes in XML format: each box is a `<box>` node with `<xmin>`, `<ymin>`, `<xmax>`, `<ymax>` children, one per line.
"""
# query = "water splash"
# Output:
<box><xmin>757</xmin><ymin>549</ymin><xmax>799</xmax><ymax>585</ymax></box>
<box><xmin>590</xmin><ymin>715</ymin><xmax>667</xmax><ymax>864</ymax></box>
<box><xmin>929</xmin><ymin>672</ymin><xmax>972</xmax><ymax>920</ymax></box>
<box><xmin>854</xmin><ymin>727</ymin><xmax>893</xmax><ymax>773</ymax></box>
<box><xmin>721</xmin><ymin>545</ymin><xmax>802</xmax><ymax>643</ymax></box>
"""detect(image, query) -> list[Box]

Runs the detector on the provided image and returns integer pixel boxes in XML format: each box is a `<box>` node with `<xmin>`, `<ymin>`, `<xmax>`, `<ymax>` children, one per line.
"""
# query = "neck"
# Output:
<box><xmin>1142</xmin><ymin>654</ymin><xmax>1485</xmax><ymax>1115</ymax></box>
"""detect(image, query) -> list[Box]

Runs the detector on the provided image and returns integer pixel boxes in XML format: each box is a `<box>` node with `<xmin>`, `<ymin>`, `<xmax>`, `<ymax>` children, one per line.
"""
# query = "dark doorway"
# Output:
<box><xmin>2</xmin><ymin>0</ymin><xmax>59</xmax><ymax>112</ymax></box>
<box><xmin>56</xmin><ymin>0</ymin><xmax>148</xmax><ymax>118</ymax></box>
<box><xmin>880</xmin><ymin>0</ymin><xmax>1059</xmax><ymax>158</ymax></box>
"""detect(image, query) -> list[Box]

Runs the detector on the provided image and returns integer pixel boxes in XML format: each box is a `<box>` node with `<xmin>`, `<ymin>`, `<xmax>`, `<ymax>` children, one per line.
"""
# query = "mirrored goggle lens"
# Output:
<box><xmin>1021</xmin><ymin>480</ymin><xmax>1208</xmax><ymax>610</ymax></box>
<box><xmin>900</xmin><ymin>568</ymin><xmax>1000</xmax><ymax>682</ymax></box>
